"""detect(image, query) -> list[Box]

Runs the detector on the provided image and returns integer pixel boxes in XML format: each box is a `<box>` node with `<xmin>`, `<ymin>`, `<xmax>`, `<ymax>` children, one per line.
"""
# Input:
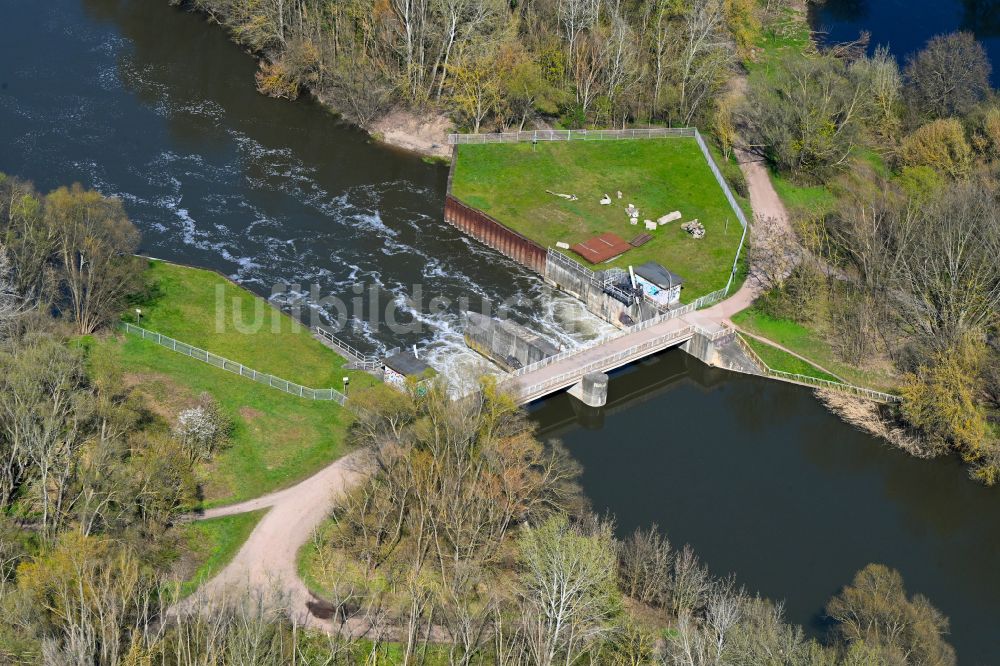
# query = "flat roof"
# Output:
<box><xmin>570</xmin><ymin>232</ymin><xmax>631</xmax><ymax>264</ymax></box>
<box><xmin>634</xmin><ymin>261</ymin><xmax>684</xmax><ymax>288</ymax></box>
<box><xmin>384</xmin><ymin>351</ymin><xmax>431</xmax><ymax>376</ymax></box>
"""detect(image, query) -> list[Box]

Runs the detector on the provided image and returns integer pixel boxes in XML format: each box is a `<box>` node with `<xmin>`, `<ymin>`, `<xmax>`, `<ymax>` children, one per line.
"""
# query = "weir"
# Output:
<box><xmin>462</xmin><ymin>309</ymin><xmax>740</xmax><ymax>406</ymax></box>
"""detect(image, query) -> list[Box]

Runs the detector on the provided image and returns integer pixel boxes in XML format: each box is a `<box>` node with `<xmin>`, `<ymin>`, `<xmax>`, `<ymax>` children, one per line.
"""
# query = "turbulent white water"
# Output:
<box><xmin>1</xmin><ymin>1</ymin><xmax>613</xmax><ymax>393</ymax></box>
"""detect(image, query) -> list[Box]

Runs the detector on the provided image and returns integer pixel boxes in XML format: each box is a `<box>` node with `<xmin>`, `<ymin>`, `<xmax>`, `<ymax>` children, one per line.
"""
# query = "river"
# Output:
<box><xmin>810</xmin><ymin>0</ymin><xmax>1000</xmax><ymax>85</ymax></box>
<box><xmin>1</xmin><ymin>1</ymin><xmax>997</xmax><ymax>663</ymax></box>
<box><xmin>0</xmin><ymin>0</ymin><xmax>612</xmax><ymax>394</ymax></box>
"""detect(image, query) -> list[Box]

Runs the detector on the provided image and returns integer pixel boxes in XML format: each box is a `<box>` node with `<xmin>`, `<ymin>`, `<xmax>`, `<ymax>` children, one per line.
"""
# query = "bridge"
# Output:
<box><xmin>497</xmin><ymin>312</ymin><xmax>732</xmax><ymax>405</ymax></box>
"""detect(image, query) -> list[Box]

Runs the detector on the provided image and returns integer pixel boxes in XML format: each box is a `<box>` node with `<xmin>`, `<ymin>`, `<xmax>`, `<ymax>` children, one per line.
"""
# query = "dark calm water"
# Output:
<box><xmin>2</xmin><ymin>1</ymin><xmax>998</xmax><ymax>663</ymax></box>
<box><xmin>531</xmin><ymin>354</ymin><xmax>1000</xmax><ymax>663</ymax></box>
<box><xmin>810</xmin><ymin>0</ymin><xmax>1000</xmax><ymax>84</ymax></box>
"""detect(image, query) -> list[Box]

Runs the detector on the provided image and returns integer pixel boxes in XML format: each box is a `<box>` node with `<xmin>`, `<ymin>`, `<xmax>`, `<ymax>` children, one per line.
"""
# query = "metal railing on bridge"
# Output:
<box><xmin>511</xmin><ymin>324</ymin><xmax>698</xmax><ymax>399</ymax></box>
<box><xmin>121</xmin><ymin>322</ymin><xmax>348</xmax><ymax>404</ymax></box>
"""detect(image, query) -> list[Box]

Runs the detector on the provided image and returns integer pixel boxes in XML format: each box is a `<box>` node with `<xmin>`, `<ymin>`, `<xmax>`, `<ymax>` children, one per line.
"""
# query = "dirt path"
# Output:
<box><xmin>174</xmin><ymin>142</ymin><xmax>795</xmax><ymax>633</ymax></box>
<box><xmin>174</xmin><ymin>452</ymin><xmax>366</xmax><ymax>632</ymax></box>
<box><xmin>697</xmin><ymin>148</ymin><xmax>790</xmax><ymax>322</ymax></box>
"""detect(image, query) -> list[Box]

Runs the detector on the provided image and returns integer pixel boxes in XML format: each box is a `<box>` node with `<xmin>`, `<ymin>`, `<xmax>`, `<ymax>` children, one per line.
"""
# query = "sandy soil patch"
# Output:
<box><xmin>370</xmin><ymin>109</ymin><xmax>453</xmax><ymax>158</ymax></box>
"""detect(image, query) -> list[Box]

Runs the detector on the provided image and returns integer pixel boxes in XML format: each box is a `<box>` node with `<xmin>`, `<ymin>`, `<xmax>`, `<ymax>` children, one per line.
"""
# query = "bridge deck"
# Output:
<box><xmin>508</xmin><ymin>316</ymin><xmax>703</xmax><ymax>404</ymax></box>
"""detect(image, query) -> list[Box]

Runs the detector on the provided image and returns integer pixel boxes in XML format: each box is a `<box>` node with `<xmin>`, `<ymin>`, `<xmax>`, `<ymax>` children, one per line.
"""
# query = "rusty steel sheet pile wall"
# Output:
<box><xmin>443</xmin><ymin>195</ymin><xmax>548</xmax><ymax>274</ymax></box>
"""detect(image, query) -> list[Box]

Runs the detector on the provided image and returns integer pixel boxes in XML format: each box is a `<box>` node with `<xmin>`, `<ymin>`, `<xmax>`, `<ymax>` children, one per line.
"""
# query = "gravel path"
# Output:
<box><xmin>699</xmin><ymin>148</ymin><xmax>790</xmax><ymax>322</ymax></box>
<box><xmin>174</xmin><ymin>452</ymin><xmax>366</xmax><ymax>632</ymax></box>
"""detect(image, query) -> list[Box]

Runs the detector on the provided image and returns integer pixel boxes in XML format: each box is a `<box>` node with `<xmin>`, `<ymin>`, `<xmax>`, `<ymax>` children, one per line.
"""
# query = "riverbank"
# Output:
<box><xmin>367</xmin><ymin>109</ymin><xmax>452</xmax><ymax>159</ymax></box>
<box><xmin>97</xmin><ymin>259</ymin><xmax>373</xmax><ymax>508</ymax></box>
<box><xmin>172</xmin><ymin>2</ymin><xmax>455</xmax><ymax>159</ymax></box>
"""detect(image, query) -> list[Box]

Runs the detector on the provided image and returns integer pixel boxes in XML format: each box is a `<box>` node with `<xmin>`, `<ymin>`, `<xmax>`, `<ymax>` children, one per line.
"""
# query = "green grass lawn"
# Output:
<box><xmin>174</xmin><ymin>510</ymin><xmax>265</xmax><ymax>597</ymax></box>
<box><xmin>450</xmin><ymin>138</ymin><xmax>745</xmax><ymax>301</ymax></box>
<box><xmin>740</xmin><ymin>334</ymin><xmax>841</xmax><ymax>383</ymax></box>
<box><xmin>770</xmin><ymin>169</ymin><xmax>837</xmax><ymax>219</ymax></box>
<box><xmin>96</xmin><ymin>259</ymin><xmax>379</xmax><ymax>507</ymax></box>
<box><xmin>733</xmin><ymin>307</ymin><xmax>900</xmax><ymax>392</ymax></box>
<box><xmin>745</xmin><ymin>4</ymin><xmax>812</xmax><ymax>78</ymax></box>
<box><xmin>132</xmin><ymin>259</ymin><xmax>376</xmax><ymax>390</ymax></box>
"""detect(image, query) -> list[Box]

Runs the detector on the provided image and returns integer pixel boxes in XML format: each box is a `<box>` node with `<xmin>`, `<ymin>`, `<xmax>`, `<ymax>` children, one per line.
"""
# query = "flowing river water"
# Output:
<box><xmin>1</xmin><ymin>1</ymin><xmax>998</xmax><ymax>662</ymax></box>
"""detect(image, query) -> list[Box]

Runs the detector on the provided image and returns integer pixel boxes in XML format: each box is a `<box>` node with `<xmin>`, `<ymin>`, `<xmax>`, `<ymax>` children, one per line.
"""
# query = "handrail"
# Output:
<box><xmin>121</xmin><ymin>322</ymin><xmax>348</xmax><ymax>404</ymax></box>
<box><xmin>313</xmin><ymin>326</ymin><xmax>380</xmax><ymax>371</ymax></box>
<box><xmin>511</xmin><ymin>325</ymin><xmax>697</xmax><ymax>398</ymax></box>
<box><xmin>733</xmin><ymin>333</ymin><xmax>900</xmax><ymax>403</ymax></box>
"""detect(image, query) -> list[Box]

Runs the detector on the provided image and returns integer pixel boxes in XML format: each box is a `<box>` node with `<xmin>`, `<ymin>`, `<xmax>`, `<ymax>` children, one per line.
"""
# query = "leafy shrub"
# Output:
<box><xmin>900</xmin><ymin>118</ymin><xmax>972</xmax><ymax>178</ymax></box>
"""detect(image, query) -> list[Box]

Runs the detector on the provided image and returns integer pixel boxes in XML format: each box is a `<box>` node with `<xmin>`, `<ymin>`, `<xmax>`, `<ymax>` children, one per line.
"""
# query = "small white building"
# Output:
<box><xmin>382</xmin><ymin>351</ymin><xmax>432</xmax><ymax>389</ymax></box>
<box><xmin>634</xmin><ymin>261</ymin><xmax>685</xmax><ymax>305</ymax></box>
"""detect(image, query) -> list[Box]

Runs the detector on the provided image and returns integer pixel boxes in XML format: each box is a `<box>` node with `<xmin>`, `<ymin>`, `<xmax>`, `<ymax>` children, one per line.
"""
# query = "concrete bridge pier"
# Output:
<box><xmin>567</xmin><ymin>372</ymin><xmax>609</xmax><ymax>407</ymax></box>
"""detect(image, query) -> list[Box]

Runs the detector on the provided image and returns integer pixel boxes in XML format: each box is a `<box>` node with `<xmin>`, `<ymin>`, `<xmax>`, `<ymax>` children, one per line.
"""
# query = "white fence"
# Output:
<box><xmin>448</xmin><ymin>127</ymin><xmax>697</xmax><ymax>144</ymax></box>
<box><xmin>733</xmin><ymin>332</ymin><xmax>900</xmax><ymax>403</ymax></box>
<box><xmin>314</xmin><ymin>326</ymin><xmax>381</xmax><ymax>371</ymax></box>
<box><xmin>122</xmin><ymin>322</ymin><xmax>348</xmax><ymax>405</ymax></box>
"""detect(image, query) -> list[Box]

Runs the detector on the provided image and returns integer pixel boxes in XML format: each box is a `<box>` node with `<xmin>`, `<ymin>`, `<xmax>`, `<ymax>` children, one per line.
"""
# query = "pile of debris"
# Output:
<box><xmin>681</xmin><ymin>219</ymin><xmax>705</xmax><ymax>239</ymax></box>
<box><xmin>626</xmin><ymin>203</ymin><xmax>640</xmax><ymax>225</ymax></box>
<box><xmin>546</xmin><ymin>190</ymin><xmax>578</xmax><ymax>201</ymax></box>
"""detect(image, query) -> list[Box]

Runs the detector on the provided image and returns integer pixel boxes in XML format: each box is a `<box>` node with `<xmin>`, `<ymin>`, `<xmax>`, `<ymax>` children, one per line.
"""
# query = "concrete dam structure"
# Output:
<box><xmin>463</xmin><ymin>311</ymin><xmax>561</xmax><ymax>371</ymax></box>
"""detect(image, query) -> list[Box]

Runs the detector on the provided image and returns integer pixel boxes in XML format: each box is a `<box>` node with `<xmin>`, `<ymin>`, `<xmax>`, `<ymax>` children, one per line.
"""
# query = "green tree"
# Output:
<box><xmin>826</xmin><ymin>563</ymin><xmax>956</xmax><ymax>666</ymax></box>
<box><xmin>901</xmin><ymin>336</ymin><xmax>990</xmax><ymax>461</ymax></box>
<box><xmin>449</xmin><ymin>47</ymin><xmax>503</xmax><ymax>133</ymax></box>
<box><xmin>13</xmin><ymin>532</ymin><xmax>160</xmax><ymax>665</ymax></box>
<box><xmin>744</xmin><ymin>54</ymin><xmax>868</xmax><ymax>181</ymax></box>
<box><xmin>900</xmin><ymin>118</ymin><xmax>972</xmax><ymax>179</ymax></box>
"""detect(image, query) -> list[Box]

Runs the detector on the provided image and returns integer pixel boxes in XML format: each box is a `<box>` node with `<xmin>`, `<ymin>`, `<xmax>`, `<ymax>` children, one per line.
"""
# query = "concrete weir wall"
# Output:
<box><xmin>464</xmin><ymin>311</ymin><xmax>559</xmax><ymax>371</ymax></box>
<box><xmin>444</xmin><ymin>196</ymin><xmax>548</xmax><ymax>274</ymax></box>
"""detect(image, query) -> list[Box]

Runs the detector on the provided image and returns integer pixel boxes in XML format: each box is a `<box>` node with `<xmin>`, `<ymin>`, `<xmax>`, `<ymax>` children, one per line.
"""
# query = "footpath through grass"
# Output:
<box><xmin>451</xmin><ymin>138</ymin><xmax>744</xmax><ymax>300</ymax></box>
<box><xmin>733</xmin><ymin>307</ymin><xmax>900</xmax><ymax>392</ymax></box>
<box><xmin>174</xmin><ymin>510</ymin><xmax>266</xmax><ymax>598</ymax></box>
<box><xmin>740</xmin><ymin>334</ymin><xmax>841</xmax><ymax>383</ymax></box>
<box><xmin>98</xmin><ymin>259</ymin><xmax>377</xmax><ymax>507</ymax></box>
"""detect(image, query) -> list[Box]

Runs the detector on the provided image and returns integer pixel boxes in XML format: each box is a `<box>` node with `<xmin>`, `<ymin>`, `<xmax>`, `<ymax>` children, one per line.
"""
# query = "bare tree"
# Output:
<box><xmin>0</xmin><ymin>336</ymin><xmax>91</xmax><ymax>537</ymax></box>
<box><xmin>617</xmin><ymin>524</ymin><xmax>672</xmax><ymax>605</ymax></box>
<box><xmin>852</xmin><ymin>46</ymin><xmax>902</xmax><ymax>140</ymax></box>
<box><xmin>668</xmin><ymin>544</ymin><xmax>713</xmax><ymax>619</ymax></box>
<box><xmin>892</xmin><ymin>183</ymin><xmax>1000</xmax><ymax>349</ymax></box>
<box><xmin>905</xmin><ymin>31</ymin><xmax>991</xmax><ymax>121</ymax></box>
<box><xmin>748</xmin><ymin>215</ymin><xmax>799</xmax><ymax>292</ymax></box>
<box><xmin>676</xmin><ymin>0</ymin><xmax>733</xmax><ymax>126</ymax></box>
<box><xmin>559</xmin><ymin>0</ymin><xmax>599</xmax><ymax>73</ymax></box>
<box><xmin>0</xmin><ymin>244</ymin><xmax>26</xmax><ymax>340</ymax></box>
<box><xmin>45</xmin><ymin>184</ymin><xmax>143</xmax><ymax>335</ymax></box>
<box><xmin>517</xmin><ymin>515</ymin><xmax>619</xmax><ymax>666</ymax></box>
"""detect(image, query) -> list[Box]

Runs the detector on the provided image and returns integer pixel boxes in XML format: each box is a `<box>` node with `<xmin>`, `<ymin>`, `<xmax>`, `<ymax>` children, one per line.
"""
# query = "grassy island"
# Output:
<box><xmin>450</xmin><ymin>138</ymin><xmax>746</xmax><ymax>299</ymax></box>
